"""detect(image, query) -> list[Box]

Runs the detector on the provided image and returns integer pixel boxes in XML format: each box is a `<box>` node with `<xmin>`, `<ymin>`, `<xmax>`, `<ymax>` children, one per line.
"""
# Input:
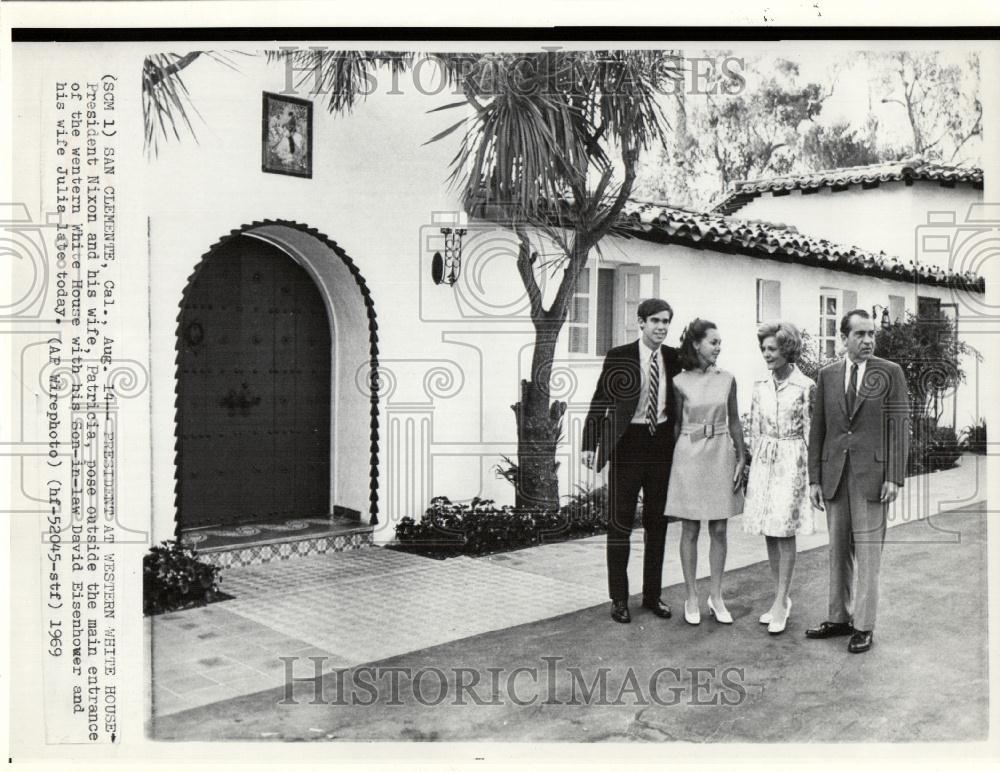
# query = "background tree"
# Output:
<box><xmin>636</xmin><ymin>55</ymin><xmax>833</xmax><ymax>208</ymax></box>
<box><xmin>635</xmin><ymin>50</ymin><xmax>981</xmax><ymax>209</ymax></box>
<box><xmin>143</xmin><ymin>48</ymin><xmax>682</xmax><ymax>511</ymax></box>
<box><xmin>870</xmin><ymin>51</ymin><xmax>982</xmax><ymax>164</ymax></box>
<box><xmin>799</xmin><ymin>117</ymin><xmax>889</xmax><ymax>170</ymax></box>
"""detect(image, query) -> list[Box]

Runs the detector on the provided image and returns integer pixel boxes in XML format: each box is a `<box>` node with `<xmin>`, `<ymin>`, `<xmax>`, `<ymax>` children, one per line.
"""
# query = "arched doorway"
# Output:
<box><xmin>174</xmin><ymin>221</ymin><xmax>381</xmax><ymax>541</ymax></box>
<box><xmin>176</xmin><ymin>234</ymin><xmax>332</xmax><ymax>528</ymax></box>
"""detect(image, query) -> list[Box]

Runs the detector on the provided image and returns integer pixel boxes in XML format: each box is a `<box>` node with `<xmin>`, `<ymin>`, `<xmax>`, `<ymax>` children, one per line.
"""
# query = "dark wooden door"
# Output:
<box><xmin>177</xmin><ymin>236</ymin><xmax>331</xmax><ymax>529</ymax></box>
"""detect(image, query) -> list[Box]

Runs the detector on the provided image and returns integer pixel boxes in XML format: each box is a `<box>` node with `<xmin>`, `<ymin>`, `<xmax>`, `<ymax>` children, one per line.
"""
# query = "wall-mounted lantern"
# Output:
<box><xmin>431</xmin><ymin>227</ymin><xmax>466</xmax><ymax>286</ymax></box>
<box><xmin>871</xmin><ymin>304</ymin><xmax>892</xmax><ymax>330</ymax></box>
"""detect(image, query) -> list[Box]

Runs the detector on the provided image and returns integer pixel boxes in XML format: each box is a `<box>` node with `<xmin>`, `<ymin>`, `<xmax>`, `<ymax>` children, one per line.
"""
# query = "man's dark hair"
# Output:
<box><xmin>637</xmin><ymin>298</ymin><xmax>673</xmax><ymax>322</ymax></box>
<box><xmin>840</xmin><ymin>308</ymin><xmax>871</xmax><ymax>336</ymax></box>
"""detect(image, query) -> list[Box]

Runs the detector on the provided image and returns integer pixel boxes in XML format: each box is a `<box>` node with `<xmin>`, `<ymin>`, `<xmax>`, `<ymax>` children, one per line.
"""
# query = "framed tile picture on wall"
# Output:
<box><xmin>262</xmin><ymin>92</ymin><xmax>312</xmax><ymax>178</ymax></box>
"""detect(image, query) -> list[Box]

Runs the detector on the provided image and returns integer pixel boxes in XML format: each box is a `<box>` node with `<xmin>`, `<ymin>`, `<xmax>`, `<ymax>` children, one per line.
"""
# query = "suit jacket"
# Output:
<box><xmin>581</xmin><ymin>340</ymin><xmax>681</xmax><ymax>473</ymax></box>
<box><xmin>807</xmin><ymin>355</ymin><xmax>910</xmax><ymax>501</ymax></box>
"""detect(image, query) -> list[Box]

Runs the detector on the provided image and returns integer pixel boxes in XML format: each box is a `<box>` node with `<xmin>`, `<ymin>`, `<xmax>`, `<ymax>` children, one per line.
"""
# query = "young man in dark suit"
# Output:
<box><xmin>581</xmin><ymin>298</ymin><xmax>681</xmax><ymax>623</ymax></box>
<box><xmin>806</xmin><ymin>309</ymin><xmax>910</xmax><ymax>653</ymax></box>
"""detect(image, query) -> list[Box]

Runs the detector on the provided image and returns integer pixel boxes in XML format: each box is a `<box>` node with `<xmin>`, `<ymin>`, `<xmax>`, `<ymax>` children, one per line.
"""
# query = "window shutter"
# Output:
<box><xmin>566</xmin><ymin>266</ymin><xmax>591</xmax><ymax>353</ymax></box>
<box><xmin>842</xmin><ymin>290</ymin><xmax>858</xmax><ymax>315</ymax></box>
<box><xmin>614</xmin><ymin>265</ymin><xmax>640</xmax><ymax>346</ymax></box>
<box><xmin>614</xmin><ymin>264</ymin><xmax>660</xmax><ymax>346</ymax></box>
<box><xmin>889</xmin><ymin>294</ymin><xmax>905</xmax><ymax>323</ymax></box>
<box><xmin>596</xmin><ymin>268</ymin><xmax>615</xmax><ymax>356</ymax></box>
<box><xmin>756</xmin><ymin>279</ymin><xmax>781</xmax><ymax>323</ymax></box>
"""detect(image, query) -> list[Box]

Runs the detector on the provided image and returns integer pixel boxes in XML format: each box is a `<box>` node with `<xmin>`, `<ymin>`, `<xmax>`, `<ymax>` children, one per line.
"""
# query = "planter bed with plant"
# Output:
<box><xmin>389</xmin><ymin>487</ymin><xmax>610</xmax><ymax>559</ymax></box>
<box><xmin>143</xmin><ymin>540</ymin><xmax>231</xmax><ymax>616</ymax></box>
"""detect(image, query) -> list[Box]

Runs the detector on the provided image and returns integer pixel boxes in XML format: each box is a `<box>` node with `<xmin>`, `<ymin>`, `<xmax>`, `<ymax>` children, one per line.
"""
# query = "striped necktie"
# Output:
<box><xmin>646</xmin><ymin>349</ymin><xmax>659</xmax><ymax>435</ymax></box>
<box><xmin>846</xmin><ymin>362</ymin><xmax>858</xmax><ymax>415</ymax></box>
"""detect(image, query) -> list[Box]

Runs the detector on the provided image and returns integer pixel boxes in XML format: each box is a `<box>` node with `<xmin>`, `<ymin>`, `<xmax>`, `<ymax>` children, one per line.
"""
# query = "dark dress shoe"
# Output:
<box><xmin>848</xmin><ymin>630</ymin><xmax>874</xmax><ymax>653</ymax></box>
<box><xmin>804</xmin><ymin>621</ymin><xmax>854</xmax><ymax>639</ymax></box>
<box><xmin>611</xmin><ymin>600</ymin><xmax>631</xmax><ymax>624</ymax></box>
<box><xmin>641</xmin><ymin>599</ymin><xmax>672</xmax><ymax>619</ymax></box>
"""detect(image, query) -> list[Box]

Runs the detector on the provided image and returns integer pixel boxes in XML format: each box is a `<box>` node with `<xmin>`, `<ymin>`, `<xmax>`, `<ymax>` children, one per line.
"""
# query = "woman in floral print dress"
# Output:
<box><xmin>743</xmin><ymin>321</ymin><xmax>817</xmax><ymax>635</ymax></box>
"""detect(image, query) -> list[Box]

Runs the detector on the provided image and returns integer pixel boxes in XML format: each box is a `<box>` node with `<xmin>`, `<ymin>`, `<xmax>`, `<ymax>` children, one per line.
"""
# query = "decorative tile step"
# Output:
<box><xmin>179</xmin><ymin>517</ymin><xmax>373</xmax><ymax>568</ymax></box>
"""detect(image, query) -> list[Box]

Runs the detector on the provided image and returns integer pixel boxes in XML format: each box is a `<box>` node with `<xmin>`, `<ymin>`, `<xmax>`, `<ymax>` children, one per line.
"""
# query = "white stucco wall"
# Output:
<box><xmin>15</xmin><ymin>46</ymin><xmax>980</xmax><ymax>542</ymax></box>
<box><xmin>139</xmin><ymin>55</ymin><xmax>985</xmax><ymax>544</ymax></box>
<box><xmin>20</xmin><ymin>48</ymin><xmax>976</xmax><ymax>545</ymax></box>
<box><xmin>729</xmin><ymin>181</ymin><xmax>983</xmax><ymax>273</ymax></box>
<box><xmin>141</xmin><ymin>54</ymin><xmax>482</xmax><ymax>542</ymax></box>
<box><xmin>549</xmin><ymin>237</ymin><xmax>982</xmax><ymax>504</ymax></box>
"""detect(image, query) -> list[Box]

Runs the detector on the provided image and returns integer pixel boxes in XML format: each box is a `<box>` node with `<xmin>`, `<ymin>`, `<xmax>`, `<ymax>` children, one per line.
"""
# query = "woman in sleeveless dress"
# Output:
<box><xmin>742</xmin><ymin>321</ymin><xmax>816</xmax><ymax>635</ymax></box>
<box><xmin>663</xmin><ymin>319</ymin><xmax>746</xmax><ymax>625</ymax></box>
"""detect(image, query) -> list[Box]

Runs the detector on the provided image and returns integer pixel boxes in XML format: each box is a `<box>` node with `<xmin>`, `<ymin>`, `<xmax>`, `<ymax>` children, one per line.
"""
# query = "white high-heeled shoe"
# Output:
<box><xmin>684</xmin><ymin>600</ymin><xmax>701</xmax><ymax>625</ymax></box>
<box><xmin>767</xmin><ymin>598</ymin><xmax>792</xmax><ymax>635</ymax></box>
<box><xmin>759</xmin><ymin>597</ymin><xmax>791</xmax><ymax>625</ymax></box>
<box><xmin>707</xmin><ymin>596</ymin><xmax>733</xmax><ymax>624</ymax></box>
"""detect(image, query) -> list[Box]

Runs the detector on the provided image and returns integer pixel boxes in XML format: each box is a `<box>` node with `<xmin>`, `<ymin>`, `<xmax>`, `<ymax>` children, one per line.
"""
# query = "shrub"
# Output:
<box><xmin>797</xmin><ymin>330</ymin><xmax>837</xmax><ymax>383</ymax></box>
<box><xmin>960</xmin><ymin>419</ymin><xmax>987</xmax><ymax>455</ymax></box>
<box><xmin>907</xmin><ymin>419</ymin><xmax>962</xmax><ymax>476</ymax></box>
<box><xmin>926</xmin><ymin>426</ymin><xmax>962</xmax><ymax>471</ymax></box>
<box><xmin>875</xmin><ymin>310</ymin><xmax>971</xmax><ymax>426</ymax></box>
<box><xmin>392</xmin><ymin>488</ymin><xmax>609</xmax><ymax>558</ymax></box>
<box><xmin>143</xmin><ymin>540</ymin><xmax>223</xmax><ymax>616</ymax></box>
<box><xmin>559</xmin><ymin>484</ymin><xmax>608</xmax><ymax>536</ymax></box>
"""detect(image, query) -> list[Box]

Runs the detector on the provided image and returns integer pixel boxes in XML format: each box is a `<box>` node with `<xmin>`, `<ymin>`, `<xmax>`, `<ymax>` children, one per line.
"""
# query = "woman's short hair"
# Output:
<box><xmin>678</xmin><ymin>318</ymin><xmax>718</xmax><ymax>370</ymax></box>
<box><xmin>756</xmin><ymin>320</ymin><xmax>802</xmax><ymax>364</ymax></box>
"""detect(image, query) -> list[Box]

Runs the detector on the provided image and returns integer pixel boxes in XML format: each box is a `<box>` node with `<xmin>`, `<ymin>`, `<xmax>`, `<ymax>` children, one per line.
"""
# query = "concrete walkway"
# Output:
<box><xmin>151</xmin><ymin>506</ymin><xmax>988</xmax><ymax>742</ymax></box>
<box><xmin>148</xmin><ymin>455</ymin><xmax>986</xmax><ymax>723</ymax></box>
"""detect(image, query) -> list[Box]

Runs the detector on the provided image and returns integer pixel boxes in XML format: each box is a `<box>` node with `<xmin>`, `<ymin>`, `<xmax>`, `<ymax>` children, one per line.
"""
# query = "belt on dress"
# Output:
<box><xmin>755</xmin><ymin>434</ymin><xmax>806</xmax><ymax>462</ymax></box>
<box><xmin>679</xmin><ymin>421</ymin><xmax>729</xmax><ymax>440</ymax></box>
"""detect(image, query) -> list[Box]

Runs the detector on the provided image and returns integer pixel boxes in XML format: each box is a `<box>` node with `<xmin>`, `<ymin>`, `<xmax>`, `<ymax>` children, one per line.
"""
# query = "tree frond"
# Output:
<box><xmin>142</xmin><ymin>52</ymin><xmax>205</xmax><ymax>157</ymax></box>
<box><xmin>263</xmin><ymin>49</ymin><xmax>418</xmax><ymax>114</ymax></box>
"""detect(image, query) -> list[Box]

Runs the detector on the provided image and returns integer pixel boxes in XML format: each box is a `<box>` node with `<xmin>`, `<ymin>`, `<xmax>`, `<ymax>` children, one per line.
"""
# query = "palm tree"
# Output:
<box><xmin>144</xmin><ymin>47</ymin><xmax>681</xmax><ymax>511</ymax></box>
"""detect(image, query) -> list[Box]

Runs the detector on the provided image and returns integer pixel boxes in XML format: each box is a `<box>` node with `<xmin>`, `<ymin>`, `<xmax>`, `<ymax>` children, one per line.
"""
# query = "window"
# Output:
<box><xmin>567</xmin><ymin>267</ymin><xmax>591</xmax><ymax>353</ymax></box>
<box><xmin>818</xmin><ymin>291</ymin><xmax>840</xmax><ymax>358</ymax></box>
<box><xmin>918</xmin><ymin>295</ymin><xmax>942</xmax><ymax>319</ymax></box>
<box><xmin>565</xmin><ymin>262</ymin><xmax>660</xmax><ymax>355</ymax></box>
<box><xmin>756</xmin><ymin>279</ymin><xmax>781</xmax><ymax>323</ymax></box>
<box><xmin>888</xmin><ymin>294</ymin><xmax>905</xmax><ymax>324</ymax></box>
<box><xmin>818</xmin><ymin>288</ymin><xmax>858</xmax><ymax>357</ymax></box>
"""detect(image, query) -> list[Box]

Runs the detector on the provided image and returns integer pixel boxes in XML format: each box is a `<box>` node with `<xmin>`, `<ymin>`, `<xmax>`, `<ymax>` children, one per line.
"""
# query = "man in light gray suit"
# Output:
<box><xmin>806</xmin><ymin>309</ymin><xmax>909</xmax><ymax>653</ymax></box>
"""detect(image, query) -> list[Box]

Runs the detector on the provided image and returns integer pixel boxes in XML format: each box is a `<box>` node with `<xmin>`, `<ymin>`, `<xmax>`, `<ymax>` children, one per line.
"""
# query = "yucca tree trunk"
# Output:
<box><xmin>511</xmin><ymin>324</ymin><xmax>566</xmax><ymax>510</ymax></box>
<box><xmin>509</xmin><ymin>234</ymin><xmax>592</xmax><ymax>511</ymax></box>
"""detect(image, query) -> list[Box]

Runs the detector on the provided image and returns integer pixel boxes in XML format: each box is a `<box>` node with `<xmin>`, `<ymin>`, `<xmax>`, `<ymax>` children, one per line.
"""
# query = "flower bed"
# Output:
<box><xmin>390</xmin><ymin>487</ymin><xmax>608</xmax><ymax>559</ymax></box>
<box><xmin>143</xmin><ymin>540</ymin><xmax>230</xmax><ymax>616</ymax></box>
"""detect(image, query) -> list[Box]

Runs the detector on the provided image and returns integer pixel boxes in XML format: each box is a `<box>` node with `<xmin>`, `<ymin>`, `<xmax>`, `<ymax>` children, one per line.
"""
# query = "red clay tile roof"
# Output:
<box><xmin>711</xmin><ymin>159</ymin><xmax>984</xmax><ymax>215</ymax></box>
<box><xmin>620</xmin><ymin>200</ymin><xmax>984</xmax><ymax>292</ymax></box>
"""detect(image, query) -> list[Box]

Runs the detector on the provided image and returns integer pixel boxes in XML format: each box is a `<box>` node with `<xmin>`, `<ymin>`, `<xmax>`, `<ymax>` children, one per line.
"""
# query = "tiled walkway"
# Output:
<box><xmin>149</xmin><ymin>454</ymin><xmax>986</xmax><ymax>718</ymax></box>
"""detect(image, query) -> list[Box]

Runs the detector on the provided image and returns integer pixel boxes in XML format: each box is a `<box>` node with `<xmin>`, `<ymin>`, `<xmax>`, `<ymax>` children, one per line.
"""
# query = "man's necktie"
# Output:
<box><xmin>646</xmin><ymin>350</ymin><xmax>659</xmax><ymax>435</ymax></box>
<box><xmin>846</xmin><ymin>362</ymin><xmax>858</xmax><ymax>415</ymax></box>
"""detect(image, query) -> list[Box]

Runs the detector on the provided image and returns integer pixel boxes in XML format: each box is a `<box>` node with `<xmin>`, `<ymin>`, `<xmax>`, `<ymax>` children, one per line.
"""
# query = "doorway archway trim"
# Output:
<box><xmin>174</xmin><ymin>219</ymin><xmax>380</xmax><ymax>535</ymax></box>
